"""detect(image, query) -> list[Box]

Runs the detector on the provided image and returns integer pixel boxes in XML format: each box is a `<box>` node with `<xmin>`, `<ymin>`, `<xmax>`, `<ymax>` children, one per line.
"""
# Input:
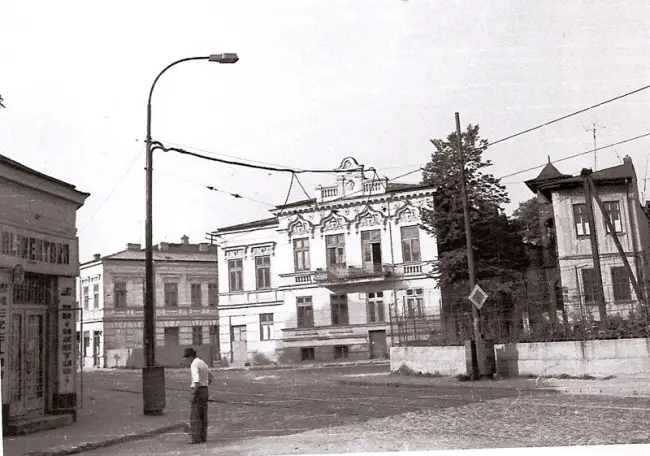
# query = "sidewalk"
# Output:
<box><xmin>338</xmin><ymin>372</ymin><xmax>650</xmax><ymax>397</ymax></box>
<box><xmin>4</xmin><ymin>385</ymin><xmax>187</xmax><ymax>456</ymax></box>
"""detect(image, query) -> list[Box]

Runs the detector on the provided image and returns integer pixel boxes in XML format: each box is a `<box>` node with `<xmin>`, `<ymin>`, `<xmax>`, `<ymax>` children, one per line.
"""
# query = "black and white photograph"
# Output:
<box><xmin>1</xmin><ymin>1</ymin><xmax>650</xmax><ymax>456</ymax></box>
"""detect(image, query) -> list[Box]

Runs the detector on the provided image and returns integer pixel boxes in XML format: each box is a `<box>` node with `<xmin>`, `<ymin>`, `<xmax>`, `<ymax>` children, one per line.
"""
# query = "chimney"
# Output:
<box><xmin>198</xmin><ymin>243</ymin><xmax>209</xmax><ymax>252</ymax></box>
<box><xmin>159</xmin><ymin>242</ymin><xmax>169</xmax><ymax>251</ymax></box>
<box><xmin>93</xmin><ymin>253</ymin><xmax>101</xmax><ymax>261</ymax></box>
<box><xmin>126</xmin><ymin>243</ymin><xmax>141</xmax><ymax>251</ymax></box>
<box><xmin>623</xmin><ymin>155</ymin><xmax>632</xmax><ymax>166</ymax></box>
<box><xmin>181</xmin><ymin>235</ymin><xmax>189</xmax><ymax>245</ymax></box>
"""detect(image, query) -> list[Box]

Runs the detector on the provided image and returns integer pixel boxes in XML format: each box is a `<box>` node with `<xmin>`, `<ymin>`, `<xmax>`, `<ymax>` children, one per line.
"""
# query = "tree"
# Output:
<box><xmin>421</xmin><ymin>124</ymin><xmax>528</xmax><ymax>298</ymax></box>
<box><xmin>512</xmin><ymin>197</ymin><xmax>542</xmax><ymax>246</ymax></box>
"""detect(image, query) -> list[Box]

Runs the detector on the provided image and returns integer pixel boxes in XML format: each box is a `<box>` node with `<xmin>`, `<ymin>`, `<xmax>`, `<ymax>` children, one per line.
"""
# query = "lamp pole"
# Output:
<box><xmin>143</xmin><ymin>53</ymin><xmax>238</xmax><ymax>416</ymax></box>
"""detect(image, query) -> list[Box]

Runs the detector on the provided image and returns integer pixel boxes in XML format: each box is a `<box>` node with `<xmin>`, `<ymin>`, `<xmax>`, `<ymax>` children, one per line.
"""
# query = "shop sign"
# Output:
<box><xmin>0</xmin><ymin>271</ymin><xmax>9</xmax><ymax>403</ymax></box>
<box><xmin>57</xmin><ymin>278</ymin><xmax>75</xmax><ymax>394</ymax></box>
<box><xmin>0</xmin><ymin>225</ymin><xmax>78</xmax><ymax>276</ymax></box>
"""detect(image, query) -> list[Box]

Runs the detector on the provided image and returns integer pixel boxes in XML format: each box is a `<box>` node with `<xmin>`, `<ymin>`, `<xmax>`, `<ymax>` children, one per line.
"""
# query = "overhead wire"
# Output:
<box><xmin>151</xmin><ymin>141</ymin><xmax>357</xmax><ymax>175</ymax></box>
<box><xmin>486</xmin><ymin>83</ymin><xmax>650</xmax><ymax>147</ymax></box>
<box><xmin>79</xmin><ymin>146</ymin><xmax>145</xmax><ymax>233</ymax></box>
<box><xmin>496</xmin><ymin>132</ymin><xmax>650</xmax><ymax>180</ymax></box>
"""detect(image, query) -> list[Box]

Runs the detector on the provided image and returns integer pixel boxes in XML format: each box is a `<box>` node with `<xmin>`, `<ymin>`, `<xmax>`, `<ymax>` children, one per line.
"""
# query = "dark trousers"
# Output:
<box><xmin>190</xmin><ymin>386</ymin><xmax>209</xmax><ymax>442</ymax></box>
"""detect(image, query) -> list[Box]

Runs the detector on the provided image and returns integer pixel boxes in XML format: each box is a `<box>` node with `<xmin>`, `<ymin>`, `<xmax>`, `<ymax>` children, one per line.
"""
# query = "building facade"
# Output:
<box><xmin>76</xmin><ymin>236</ymin><xmax>219</xmax><ymax>368</ymax></box>
<box><xmin>0</xmin><ymin>154</ymin><xmax>88</xmax><ymax>432</ymax></box>
<box><xmin>526</xmin><ymin>156</ymin><xmax>650</xmax><ymax>321</ymax></box>
<box><xmin>209</xmin><ymin>157</ymin><xmax>439</xmax><ymax>365</ymax></box>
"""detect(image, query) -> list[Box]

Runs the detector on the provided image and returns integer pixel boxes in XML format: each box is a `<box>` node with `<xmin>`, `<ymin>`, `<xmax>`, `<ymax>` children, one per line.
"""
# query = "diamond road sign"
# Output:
<box><xmin>468</xmin><ymin>284</ymin><xmax>488</xmax><ymax>310</ymax></box>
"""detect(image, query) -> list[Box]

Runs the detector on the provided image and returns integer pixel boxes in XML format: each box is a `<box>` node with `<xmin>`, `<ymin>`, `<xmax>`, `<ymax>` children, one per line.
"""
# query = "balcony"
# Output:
<box><xmin>221</xmin><ymin>289</ymin><xmax>283</xmax><ymax>306</ymax></box>
<box><xmin>313</xmin><ymin>263</ymin><xmax>390</xmax><ymax>285</ymax></box>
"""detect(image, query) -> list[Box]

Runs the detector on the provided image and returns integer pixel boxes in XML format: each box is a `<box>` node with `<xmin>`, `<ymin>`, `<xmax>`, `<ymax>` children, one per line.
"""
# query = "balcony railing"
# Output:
<box><xmin>314</xmin><ymin>263</ymin><xmax>389</xmax><ymax>283</ymax></box>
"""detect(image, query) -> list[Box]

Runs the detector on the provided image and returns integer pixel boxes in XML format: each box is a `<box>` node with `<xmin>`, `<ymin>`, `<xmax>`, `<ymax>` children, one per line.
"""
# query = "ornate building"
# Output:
<box><xmin>209</xmin><ymin>157</ymin><xmax>439</xmax><ymax>365</ymax></box>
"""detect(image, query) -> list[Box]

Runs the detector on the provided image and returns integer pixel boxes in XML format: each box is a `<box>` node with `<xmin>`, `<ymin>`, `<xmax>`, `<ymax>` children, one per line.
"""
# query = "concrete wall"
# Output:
<box><xmin>106</xmin><ymin>344</ymin><xmax>215</xmax><ymax>368</ymax></box>
<box><xmin>391</xmin><ymin>338</ymin><xmax>650</xmax><ymax>377</ymax></box>
<box><xmin>390</xmin><ymin>345</ymin><xmax>467</xmax><ymax>377</ymax></box>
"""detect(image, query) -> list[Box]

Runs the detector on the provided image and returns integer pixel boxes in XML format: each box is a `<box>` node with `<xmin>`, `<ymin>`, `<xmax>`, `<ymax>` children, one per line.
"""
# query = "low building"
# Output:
<box><xmin>0</xmin><ymin>153</ymin><xmax>88</xmax><ymax>434</ymax></box>
<box><xmin>525</xmin><ymin>156</ymin><xmax>650</xmax><ymax>321</ymax></box>
<box><xmin>208</xmin><ymin>157</ymin><xmax>438</xmax><ymax>365</ymax></box>
<box><xmin>76</xmin><ymin>236</ymin><xmax>219</xmax><ymax>368</ymax></box>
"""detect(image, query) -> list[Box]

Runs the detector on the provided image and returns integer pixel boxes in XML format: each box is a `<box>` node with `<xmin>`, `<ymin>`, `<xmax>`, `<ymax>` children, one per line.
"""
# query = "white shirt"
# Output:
<box><xmin>190</xmin><ymin>357</ymin><xmax>212</xmax><ymax>388</ymax></box>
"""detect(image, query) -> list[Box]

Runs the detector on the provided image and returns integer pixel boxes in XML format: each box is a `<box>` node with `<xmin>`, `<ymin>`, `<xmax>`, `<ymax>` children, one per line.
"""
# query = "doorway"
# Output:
<box><xmin>230</xmin><ymin>325</ymin><xmax>247</xmax><ymax>365</ymax></box>
<box><xmin>368</xmin><ymin>330</ymin><xmax>388</xmax><ymax>359</ymax></box>
<box><xmin>93</xmin><ymin>331</ymin><xmax>102</xmax><ymax>367</ymax></box>
<box><xmin>9</xmin><ymin>307</ymin><xmax>46</xmax><ymax>418</ymax></box>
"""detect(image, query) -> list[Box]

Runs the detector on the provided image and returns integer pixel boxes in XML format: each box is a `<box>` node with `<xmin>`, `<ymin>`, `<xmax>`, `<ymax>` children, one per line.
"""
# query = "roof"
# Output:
<box><xmin>526</xmin><ymin>158</ymin><xmax>636</xmax><ymax>194</ymax></box>
<box><xmin>80</xmin><ymin>243</ymin><xmax>217</xmax><ymax>265</ymax></box>
<box><xmin>210</xmin><ymin>217</ymin><xmax>279</xmax><ymax>235</ymax></box>
<box><xmin>0</xmin><ymin>153</ymin><xmax>90</xmax><ymax>195</ymax></box>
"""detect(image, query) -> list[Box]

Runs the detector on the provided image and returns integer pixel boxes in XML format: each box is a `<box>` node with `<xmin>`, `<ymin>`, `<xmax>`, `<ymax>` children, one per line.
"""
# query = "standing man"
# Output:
<box><xmin>183</xmin><ymin>347</ymin><xmax>213</xmax><ymax>444</ymax></box>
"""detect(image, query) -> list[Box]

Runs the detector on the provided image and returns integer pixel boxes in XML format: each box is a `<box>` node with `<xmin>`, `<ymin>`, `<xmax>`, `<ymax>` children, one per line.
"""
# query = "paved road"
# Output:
<box><xmin>77</xmin><ymin>364</ymin><xmax>650</xmax><ymax>455</ymax></box>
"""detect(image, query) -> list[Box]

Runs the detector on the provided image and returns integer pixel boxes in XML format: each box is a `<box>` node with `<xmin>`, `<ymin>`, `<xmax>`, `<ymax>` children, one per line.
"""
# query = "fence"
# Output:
<box><xmin>389</xmin><ymin>285</ymin><xmax>650</xmax><ymax>347</ymax></box>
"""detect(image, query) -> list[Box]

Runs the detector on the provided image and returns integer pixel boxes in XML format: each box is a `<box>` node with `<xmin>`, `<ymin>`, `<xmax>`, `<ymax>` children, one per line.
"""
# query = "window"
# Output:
<box><xmin>297</xmin><ymin>296</ymin><xmax>314</xmax><ymax>328</ymax></box>
<box><xmin>255</xmin><ymin>255</ymin><xmax>271</xmax><ymax>290</ymax></box>
<box><xmin>164</xmin><ymin>327</ymin><xmax>179</xmax><ymax>346</ymax></box>
<box><xmin>367</xmin><ymin>291</ymin><xmax>385</xmax><ymax>322</ymax></box>
<box><xmin>208</xmin><ymin>283</ymin><xmax>218</xmax><ymax>307</ymax></box>
<box><xmin>300</xmin><ymin>347</ymin><xmax>315</xmax><ymax>361</ymax></box>
<box><xmin>603</xmin><ymin>201</ymin><xmax>623</xmax><ymax>233</ymax></box>
<box><xmin>330</xmin><ymin>294</ymin><xmax>349</xmax><ymax>326</ymax></box>
<box><xmin>164</xmin><ymin>283</ymin><xmax>178</xmax><ymax>307</ymax></box>
<box><xmin>401</xmin><ymin>226</ymin><xmax>421</xmax><ymax>263</ymax></box>
<box><xmin>334</xmin><ymin>345</ymin><xmax>349</xmax><ymax>359</ymax></box>
<box><xmin>325</xmin><ymin>234</ymin><xmax>346</xmax><ymax>267</ymax></box>
<box><xmin>93</xmin><ymin>284</ymin><xmax>100</xmax><ymax>309</ymax></box>
<box><xmin>259</xmin><ymin>313</ymin><xmax>274</xmax><ymax>341</ymax></box>
<box><xmin>293</xmin><ymin>238</ymin><xmax>311</xmax><ymax>272</ymax></box>
<box><xmin>361</xmin><ymin>230</ymin><xmax>382</xmax><ymax>270</ymax></box>
<box><xmin>83</xmin><ymin>286</ymin><xmax>89</xmax><ymax>310</ymax></box>
<box><xmin>114</xmin><ymin>282</ymin><xmax>127</xmax><ymax>308</ymax></box>
<box><xmin>191</xmin><ymin>283</ymin><xmax>202</xmax><ymax>308</ymax></box>
<box><xmin>228</xmin><ymin>259</ymin><xmax>243</xmax><ymax>292</ymax></box>
<box><xmin>405</xmin><ymin>288</ymin><xmax>424</xmax><ymax>318</ymax></box>
<box><xmin>209</xmin><ymin>325</ymin><xmax>219</xmax><ymax>345</ymax></box>
<box><xmin>573</xmin><ymin>203</ymin><xmax>590</xmax><ymax>236</ymax></box>
<box><xmin>581</xmin><ymin>268</ymin><xmax>596</xmax><ymax>304</ymax></box>
<box><xmin>611</xmin><ymin>267</ymin><xmax>632</xmax><ymax>302</ymax></box>
<box><xmin>192</xmin><ymin>326</ymin><xmax>203</xmax><ymax>346</ymax></box>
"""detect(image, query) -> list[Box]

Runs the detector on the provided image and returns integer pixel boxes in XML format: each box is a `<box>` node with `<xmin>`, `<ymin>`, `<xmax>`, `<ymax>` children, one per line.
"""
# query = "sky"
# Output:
<box><xmin>2</xmin><ymin>0</ymin><xmax>650</xmax><ymax>263</ymax></box>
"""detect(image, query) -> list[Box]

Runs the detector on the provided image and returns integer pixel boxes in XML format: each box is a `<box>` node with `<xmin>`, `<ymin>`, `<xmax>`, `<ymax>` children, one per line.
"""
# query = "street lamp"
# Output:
<box><xmin>143</xmin><ymin>53</ymin><xmax>238</xmax><ymax>416</ymax></box>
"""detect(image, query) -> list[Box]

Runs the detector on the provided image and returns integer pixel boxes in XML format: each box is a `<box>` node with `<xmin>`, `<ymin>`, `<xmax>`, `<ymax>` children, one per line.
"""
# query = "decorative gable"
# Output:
<box><xmin>394</xmin><ymin>201</ymin><xmax>420</xmax><ymax>225</ymax></box>
<box><xmin>354</xmin><ymin>204</ymin><xmax>387</xmax><ymax>231</ymax></box>
<box><xmin>319</xmin><ymin>211</ymin><xmax>351</xmax><ymax>234</ymax></box>
<box><xmin>287</xmin><ymin>214</ymin><xmax>315</xmax><ymax>240</ymax></box>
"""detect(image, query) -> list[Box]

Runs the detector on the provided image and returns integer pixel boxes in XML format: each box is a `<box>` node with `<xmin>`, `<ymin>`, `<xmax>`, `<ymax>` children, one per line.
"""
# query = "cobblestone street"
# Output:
<box><xmin>59</xmin><ymin>366</ymin><xmax>650</xmax><ymax>456</ymax></box>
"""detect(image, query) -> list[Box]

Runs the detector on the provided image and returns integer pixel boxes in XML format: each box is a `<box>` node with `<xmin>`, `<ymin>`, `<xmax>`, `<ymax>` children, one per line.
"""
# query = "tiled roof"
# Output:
<box><xmin>526</xmin><ymin>159</ymin><xmax>636</xmax><ymax>194</ymax></box>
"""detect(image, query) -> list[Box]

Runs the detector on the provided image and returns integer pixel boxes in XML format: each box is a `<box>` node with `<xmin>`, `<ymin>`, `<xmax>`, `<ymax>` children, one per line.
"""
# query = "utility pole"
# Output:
<box><xmin>581</xmin><ymin>169</ymin><xmax>607</xmax><ymax>324</ymax></box>
<box><xmin>455</xmin><ymin>113</ymin><xmax>481</xmax><ymax>344</ymax></box>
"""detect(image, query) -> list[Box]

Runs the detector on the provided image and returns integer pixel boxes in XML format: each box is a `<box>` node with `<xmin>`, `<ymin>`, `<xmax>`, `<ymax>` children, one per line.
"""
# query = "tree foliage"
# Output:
<box><xmin>421</xmin><ymin>124</ymin><xmax>528</xmax><ymax>296</ymax></box>
<box><xmin>512</xmin><ymin>197</ymin><xmax>542</xmax><ymax>246</ymax></box>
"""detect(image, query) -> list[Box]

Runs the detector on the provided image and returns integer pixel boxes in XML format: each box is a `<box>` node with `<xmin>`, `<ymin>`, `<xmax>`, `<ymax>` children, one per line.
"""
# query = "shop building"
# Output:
<box><xmin>0</xmin><ymin>153</ymin><xmax>88</xmax><ymax>434</ymax></box>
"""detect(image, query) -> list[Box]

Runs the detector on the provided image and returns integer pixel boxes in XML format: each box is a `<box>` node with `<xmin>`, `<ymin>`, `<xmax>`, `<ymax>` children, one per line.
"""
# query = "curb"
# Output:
<box><xmin>213</xmin><ymin>360</ymin><xmax>391</xmax><ymax>372</ymax></box>
<box><xmin>338</xmin><ymin>379</ymin><xmax>559</xmax><ymax>393</ymax></box>
<box><xmin>21</xmin><ymin>422</ymin><xmax>186</xmax><ymax>456</ymax></box>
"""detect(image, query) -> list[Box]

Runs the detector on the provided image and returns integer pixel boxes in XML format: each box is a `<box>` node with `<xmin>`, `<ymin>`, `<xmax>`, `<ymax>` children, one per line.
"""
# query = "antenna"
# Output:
<box><xmin>584</xmin><ymin>122</ymin><xmax>606</xmax><ymax>170</ymax></box>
